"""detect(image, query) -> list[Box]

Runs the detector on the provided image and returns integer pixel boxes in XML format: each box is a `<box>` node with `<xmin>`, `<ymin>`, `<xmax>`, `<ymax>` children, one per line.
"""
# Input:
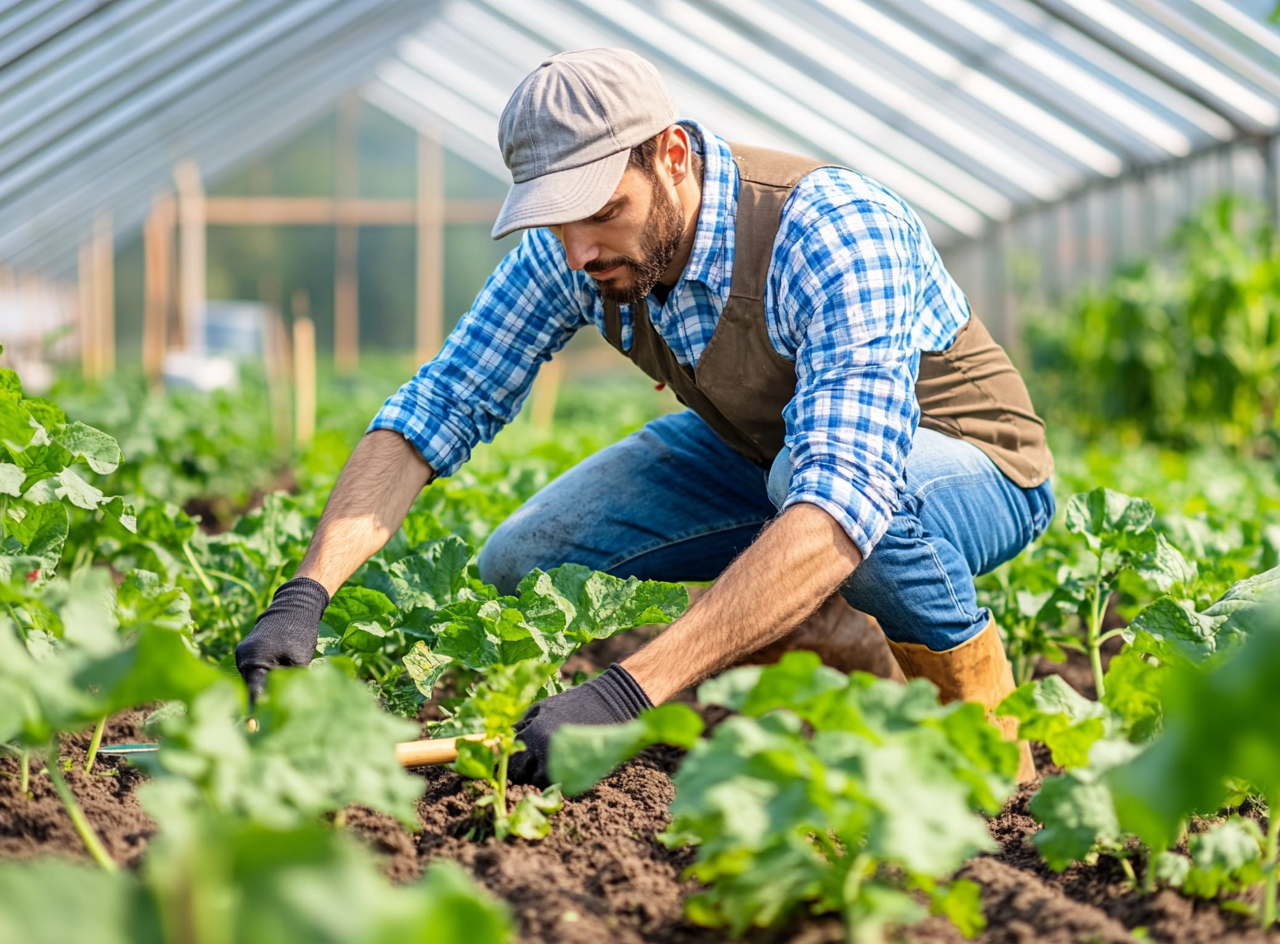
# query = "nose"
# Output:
<box><xmin>558</xmin><ymin>223</ymin><xmax>599</xmax><ymax>271</ymax></box>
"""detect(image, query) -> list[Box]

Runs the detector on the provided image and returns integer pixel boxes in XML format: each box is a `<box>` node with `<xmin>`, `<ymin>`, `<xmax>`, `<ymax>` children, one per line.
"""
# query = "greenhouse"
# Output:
<box><xmin>2</xmin><ymin>1</ymin><xmax>1280</xmax><ymax>942</ymax></box>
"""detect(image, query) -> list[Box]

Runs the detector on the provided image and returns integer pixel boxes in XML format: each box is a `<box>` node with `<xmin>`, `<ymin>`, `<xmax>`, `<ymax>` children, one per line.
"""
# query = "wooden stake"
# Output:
<box><xmin>334</xmin><ymin>96</ymin><xmax>360</xmax><ymax>373</ymax></box>
<box><xmin>292</xmin><ymin>292</ymin><xmax>316</xmax><ymax>447</ymax></box>
<box><xmin>174</xmin><ymin>159</ymin><xmax>206</xmax><ymax>353</ymax></box>
<box><xmin>92</xmin><ymin>212</ymin><xmax>114</xmax><ymax>376</ymax></box>
<box><xmin>143</xmin><ymin>194</ymin><xmax>174</xmax><ymax>389</ymax></box>
<box><xmin>78</xmin><ymin>239</ymin><xmax>96</xmax><ymax>379</ymax></box>
<box><xmin>416</xmin><ymin>134</ymin><xmax>445</xmax><ymax>366</ymax></box>
<box><xmin>259</xmin><ymin>276</ymin><xmax>291</xmax><ymax>450</ymax></box>
<box><xmin>530</xmin><ymin>357</ymin><xmax>563</xmax><ymax>430</ymax></box>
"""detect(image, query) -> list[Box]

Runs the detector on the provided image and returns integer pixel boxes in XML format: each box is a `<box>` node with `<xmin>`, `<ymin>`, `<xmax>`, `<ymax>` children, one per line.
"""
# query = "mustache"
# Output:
<box><xmin>583</xmin><ymin>256</ymin><xmax>636</xmax><ymax>275</ymax></box>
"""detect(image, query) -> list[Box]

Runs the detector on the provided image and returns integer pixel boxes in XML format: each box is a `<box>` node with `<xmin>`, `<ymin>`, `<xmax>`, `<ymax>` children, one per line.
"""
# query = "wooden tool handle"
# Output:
<box><xmin>394</xmin><ymin>733</ymin><xmax>487</xmax><ymax>767</ymax></box>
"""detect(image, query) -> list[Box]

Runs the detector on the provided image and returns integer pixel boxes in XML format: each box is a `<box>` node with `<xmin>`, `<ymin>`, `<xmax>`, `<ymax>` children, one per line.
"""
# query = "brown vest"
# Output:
<box><xmin>603</xmin><ymin>143</ymin><xmax>1053</xmax><ymax>488</ymax></box>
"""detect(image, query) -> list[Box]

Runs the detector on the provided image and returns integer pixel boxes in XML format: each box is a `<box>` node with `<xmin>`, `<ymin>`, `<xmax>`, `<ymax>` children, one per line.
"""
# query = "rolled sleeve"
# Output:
<box><xmin>368</xmin><ymin>229</ymin><xmax>590</xmax><ymax>477</ymax></box>
<box><xmin>770</xmin><ymin>173</ymin><xmax>929</xmax><ymax>558</ymax></box>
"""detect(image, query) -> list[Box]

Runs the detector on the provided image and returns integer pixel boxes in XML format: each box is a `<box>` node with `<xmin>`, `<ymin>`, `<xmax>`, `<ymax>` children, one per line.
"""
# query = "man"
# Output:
<box><xmin>237</xmin><ymin>49</ymin><xmax>1055</xmax><ymax>785</ymax></box>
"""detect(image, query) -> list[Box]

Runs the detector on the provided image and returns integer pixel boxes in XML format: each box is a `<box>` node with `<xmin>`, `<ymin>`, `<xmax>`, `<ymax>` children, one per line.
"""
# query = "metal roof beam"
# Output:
<box><xmin>1022</xmin><ymin>0</ymin><xmax>1275</xmax><ymax>137</ymax></box>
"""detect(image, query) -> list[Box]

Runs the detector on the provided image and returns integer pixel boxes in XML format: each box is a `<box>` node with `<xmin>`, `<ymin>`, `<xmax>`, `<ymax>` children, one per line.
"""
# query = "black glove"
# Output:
<box><xmin>235</xmin><ymin>577</ymin><xmax>330</xmax><ymax>702</ymax></box>
<box><xmin>507</xmin><ymin>663</ymin><xmax>652</xmax><ymax>788</ymax></box>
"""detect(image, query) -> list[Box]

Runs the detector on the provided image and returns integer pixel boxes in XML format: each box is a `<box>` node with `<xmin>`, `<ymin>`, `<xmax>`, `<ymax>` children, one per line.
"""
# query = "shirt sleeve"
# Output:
<box><xmin>368</xmin><ymin>228</ymin><xmax>591</xmax><ymax>477</ymax></box>
<box><xmin>769</xmin><ymin>172</ymin><xmax>925</xmax><ymax>558</ymax></box>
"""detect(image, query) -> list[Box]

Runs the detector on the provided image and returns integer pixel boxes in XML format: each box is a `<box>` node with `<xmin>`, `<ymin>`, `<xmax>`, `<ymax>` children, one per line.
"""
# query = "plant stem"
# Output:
<box><xmin>18</xmin><ymin>748</ymin><xmax>29</xmax><ymax>795</ymax></box>
<box><xmin>493</xmin><ymin>746</ymin><xmax>511</xmax><ymax>839</ymax></box>
<box><xmin>1089</xmin><ymin>550</ymin><xmax>1107</xmax><ymax>699</ymax></box>
<box><xmin>46</xmin><ymin>751</ymin><xmax>117</xmax><ymax>873</ymax></box>
<box><xmin>1264</xmin><ymin>793</ymin><xmax>1278</xmax><ymax>929</ymax></box>
<box><xmin>182</xmin><ymin>540</ymin><xmax>218</xmax><ymax>597</ymax></box>
<box><xmin>84</xmin><ymin>716</ymin><xmax>106</xmax><ymax>774</ymax></box>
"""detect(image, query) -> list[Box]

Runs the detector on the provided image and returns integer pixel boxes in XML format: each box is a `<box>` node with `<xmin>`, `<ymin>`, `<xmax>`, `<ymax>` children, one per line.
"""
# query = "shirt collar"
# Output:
<box><xmin>677</xmin><ymin>120</ymin><xmax>736</xmax><ymax>309</ymax></box>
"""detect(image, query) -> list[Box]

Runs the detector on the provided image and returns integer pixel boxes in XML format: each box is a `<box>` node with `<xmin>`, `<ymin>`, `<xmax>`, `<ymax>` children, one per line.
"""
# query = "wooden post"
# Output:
<box><xmin>259</xmin><ymin>276</ymin><xmax>291</xmax><ymax>450</ymax></box>
<box><xmin>529</xmin><ymin>357</ymin><xmax>563</xmax><ymax>430</ymax></box>
<box><xmin>292</xmin><ymin>290</ymin><xmax>316</xmax><ymax>447</ymax></box>
<box><xmin>143</xmin><ymin>194</ymin><xmax>174</xmax><ymax>389</ymax></box>
<box><xmin>416</xmin><ymin>134</ymin><xmax>445</xmax><ymax>367</ymax></box>
<box><xmin>333</xmin><ymin>96</ymin><xmax>360</xmax><ymax>373</ymax></box>
<box><xmin>92</xmin><ymin>212</ymin><xmax>114</xmax><ymax>376</ymax></box>
<box><xmin>78</xmin><ymin>239</ymin><xmax>96</xmax><ymax>379</ymax></box>
<box><xmin>174</xmin><ymin>159</ymin><xmax>206</xmax><ymax>354</ymax></box>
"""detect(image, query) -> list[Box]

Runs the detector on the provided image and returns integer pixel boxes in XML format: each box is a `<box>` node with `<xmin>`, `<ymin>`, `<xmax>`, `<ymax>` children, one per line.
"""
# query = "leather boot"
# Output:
<box><xmin>886</xmin><ymin>621</ymin><xmax>1037</xmax><ymax>783</ymax></box>
<box><xmin>737</xmin><ymin>592</ymin><xmax>906</xmax><ymax>682</ymax></box>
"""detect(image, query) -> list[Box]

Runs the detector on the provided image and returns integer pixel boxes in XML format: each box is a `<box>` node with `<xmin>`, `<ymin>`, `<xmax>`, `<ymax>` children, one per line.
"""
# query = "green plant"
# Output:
<box><xmin>1060</xmin><ymin>488</ymin><xmax>1197</xmax><ymax>696</ymax></box>
<box><xmin>450</xmin><ymin>661</ymin><xmax>564</xmax><ymax>840</ymax></box>
<box><xmin>1026</xmin><ymin>196</ymin><xmax>1280</xmax><ymax>453</ymax></box>
<box><xmin>1110</xmin><ymin>607</ymin><xmax>1280</xmax><ymax>928</ymax></box>
<box><xmin>563</xmin><ymin>652</ymin><xmax>1019</xmax><ymax>942</ymax></box>
<box><xmin>0</xmin><ymin>785</ymin><xmax>513</xmax><ymax>944</ymax></box>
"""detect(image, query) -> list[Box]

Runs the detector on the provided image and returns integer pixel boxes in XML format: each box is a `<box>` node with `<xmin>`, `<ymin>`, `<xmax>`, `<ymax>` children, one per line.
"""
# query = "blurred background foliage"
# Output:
<box><xmin>1026</xmin><ymin>196</ymin><xmax>1280</xmax><ymax>456</ymax></box>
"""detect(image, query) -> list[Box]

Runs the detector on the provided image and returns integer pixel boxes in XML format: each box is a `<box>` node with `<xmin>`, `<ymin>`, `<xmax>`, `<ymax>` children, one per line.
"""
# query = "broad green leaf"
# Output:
<box><xmin>55</xmin><ymin>421</ymin><xmax>122</xmax><ymax>474</ymax></box>
<box><xmin>453</xmin><ymin>737</ymin><xmax>495</xmax><ymax>780</ymax></box>
<box><xmin>342</xmin><ymin>620</ymin><xmax>391</xmax><ymax>652</ymax></box>
<box><xmin>321</xmin><ymin>587</ymin><xmax>397</xmax><ymax>638</ymax></box>
<box><xmin>115</xmin><ymin>569</ymin><xmax>194</xmax><ymax>634</ymax></box>
<box><xmin>54</xmin><ymin>467</ymin><xmax>104</xmax><ymax>510</ymax></box>
<box><xmin>1029</xmin><ymin>774</ymin><xmax>1121</xmax><ymax>871</ymax></box>
<box><xmin>1125</xmin><ymin>596</ymin><xmax>1224</xmax><ymax>665</ymax></box>
<box><xmin>0</xmin><ymin>398</ymin><xmax>40</xmax><ymax>455</ymax></box>
<box><xmin>449</xmin><ymin>661</ymin><xmax>558</xmax><ymax>738</ymax></box>
<box><xmin>1065</xmin><ymin>488</ymin><xmax>1154</xmax><ymax>539</ymax></box>
<box><xmin>0</xmin><ymin>860</ymin><xmax>135</xmax><ymax>944</ymax></box>
<box><xmin>1203</xmin><ymin>564</ymin><xmax>1280</xmax><ymax>642</ymax></box>
<box><xmin>3</xmin><ymin>499</ymin><xmax>68</xmax><ymax>571</ymax></box>
<box><xmin>77</xmin><ymin>624</ymin><xmax>223</xmax><ymax>714</ymax></box>
<box><xmin>1111</xmin><ymin>608</ymin><xmax>1280</xmax><ymax>852</ymax></box>
<box><xmin>402</xmin><ymin>641</ymin><xmax>451</xmax><ymax>697</ymax></box>
<box><xmin>1100</xmin><ymin>651</ymin><xmax>1164</xmax><ymax>742</ymax></box>
<box><xmin>146</xmin><ymin>667</ymin><xmax>423</xmax><ymax>828</ymax></box>
<box><xmin>544</xmin><ymin>564</ymin><xmax>688</xmax><ymax>640</ymax></box>
<box><xmin>549</xmin><ymin>703</ymin><xmax>704</xmax><ymax>796</ymax></box>
<box><xmin>0</xmin><ymin>462</ymin><xmax>23</xmax><ymax>496</ymax></box>
<box><xmin>1136</xmin><ymin>533</ymin><xmax>1198</xmax><ymax>592</ymax></box>
<box><xmin>997</xmin><ymin>675</ymin><xmax>1107</xmax><ymax>768</ymax></box>
<box><xmin>1183</xmin><ymin>817</ymin><xmax>1265</xmax><ymax>898</ymax></box>
<box><xmin>379</xmin><ymin>535</ymin><xmax>472</xmax><ymax>611</ymax></box>
<box><xmin>930</xmin><ymin>879</ymin><xmax>986</xmax><ymax>938</ymax></box>
<box><xmin>508</xmin><ymin>784</ymin><xmax>564</xmax><ymax>840</ymax></box>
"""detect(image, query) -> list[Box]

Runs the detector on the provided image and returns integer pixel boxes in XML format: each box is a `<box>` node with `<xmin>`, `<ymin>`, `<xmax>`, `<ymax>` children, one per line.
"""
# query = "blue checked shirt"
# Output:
<box><xmin>370</xmin><ymin>121</ymin><xmax>971</xmax><ymax>557</ymax></box>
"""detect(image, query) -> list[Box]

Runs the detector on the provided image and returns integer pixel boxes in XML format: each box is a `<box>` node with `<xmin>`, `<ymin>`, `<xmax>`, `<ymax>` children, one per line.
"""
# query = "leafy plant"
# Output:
<box><xmin>583</xmin><ymin>652</ymin><xmax>1021</xmax><ymax>942</ymax></box>
<box><xmin>0</xmin><ymin>782</ymin><xmax>513</xmax><ymax>944</ymax></box>
<box><xmin>449</xmin><ymin>661</ymin><xmax>563</xmax><ymax>840</ymax></box>
<box><xmin>138</xmin><ymin>664</ymin><xmax>424</xmax><ymax>829</ymax></box>
<box><xmin>1026</xmin><ymin>196</ymin><xmax>1280</xmax><ymax>454</ymax></box>
<box><xmin>1060</xmin><ymin>488</ymin><xmax>1197</xmax><ymax>697</ymax></box>
<box><xmin>1110</xmin><ymin>606</ymin><xmax>1280</xmax><ymax>928</ymax></box>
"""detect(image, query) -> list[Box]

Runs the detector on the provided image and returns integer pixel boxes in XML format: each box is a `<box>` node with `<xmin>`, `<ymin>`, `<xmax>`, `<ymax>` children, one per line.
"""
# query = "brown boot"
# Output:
<box><xmin>738</xmin><ymin>593</ymin><xmax>906</xmax><ymax>682</ymax></box>
<box><xmin>886</xmin><ymin>621</ymin><xmax>1037</xmax><ymax>783</ymax></box>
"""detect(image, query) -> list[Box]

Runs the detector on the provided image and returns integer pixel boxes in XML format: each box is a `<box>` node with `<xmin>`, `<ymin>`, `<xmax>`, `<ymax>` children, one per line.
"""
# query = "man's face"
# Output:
<box><xmin>549</xmin><ymin>164</ymin><xmax>685</xmax><ymax>305</ymax></box>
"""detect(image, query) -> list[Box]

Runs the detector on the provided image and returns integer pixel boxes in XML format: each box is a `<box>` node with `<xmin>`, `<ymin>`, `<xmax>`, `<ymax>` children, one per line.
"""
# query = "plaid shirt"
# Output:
<box><xmin>371</xmin><ymin>121</ymin><xmax>970</xmax><ymax>557</ymax></box>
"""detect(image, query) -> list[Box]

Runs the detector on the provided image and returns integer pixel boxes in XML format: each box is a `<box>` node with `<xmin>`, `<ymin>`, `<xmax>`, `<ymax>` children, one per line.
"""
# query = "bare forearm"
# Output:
<box><xmin>621</xmin><ymin>503</ymin><xmax>863</xmax><ymax>703</ymax></box>
<box><xmin>295</xmin><ymin>429</ymin><xmax>433</xmax><ymax>595</ymax></box>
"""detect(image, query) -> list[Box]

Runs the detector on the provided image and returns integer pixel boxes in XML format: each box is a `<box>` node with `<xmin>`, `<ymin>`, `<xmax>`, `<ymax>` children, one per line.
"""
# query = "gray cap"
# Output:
<box><xmin>491</xmin><ymin>48</ymin><xmax>677</xmax><ymax>239</ymax></box>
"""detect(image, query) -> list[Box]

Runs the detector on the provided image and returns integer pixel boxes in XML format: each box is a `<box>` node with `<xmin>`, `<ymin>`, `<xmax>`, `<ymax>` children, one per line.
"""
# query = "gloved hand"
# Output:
<box><xmin>235</xmin><ymin>577</ymin><xmax>330</xmax><ymax>702</ymax></box>
<box><xmin>507</xmin><ymin>663</ymin><xmax>652</xmax><ymax>788</ymax></box>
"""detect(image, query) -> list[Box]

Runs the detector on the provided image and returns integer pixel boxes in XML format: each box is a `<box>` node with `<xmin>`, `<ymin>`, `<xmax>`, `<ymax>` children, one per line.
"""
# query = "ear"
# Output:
<box><xmin>659</xmin><ymin>125</ymin><xmax>693</xmax><ymax>187</ymax></box>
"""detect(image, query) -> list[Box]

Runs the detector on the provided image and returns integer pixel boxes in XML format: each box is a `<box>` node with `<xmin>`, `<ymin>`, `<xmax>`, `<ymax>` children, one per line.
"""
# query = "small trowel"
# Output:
<box><xmin>97</xmin><ymin>733</ymin><xmax>486</xmax><ymax>767</ymax></box>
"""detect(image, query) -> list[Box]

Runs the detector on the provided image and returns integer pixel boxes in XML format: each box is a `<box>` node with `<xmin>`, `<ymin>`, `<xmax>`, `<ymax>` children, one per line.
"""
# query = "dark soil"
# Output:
<box><xmin>3</xmin><ymin>635</ymin><xmax>1276</xmax><ymax>944</ymax></box>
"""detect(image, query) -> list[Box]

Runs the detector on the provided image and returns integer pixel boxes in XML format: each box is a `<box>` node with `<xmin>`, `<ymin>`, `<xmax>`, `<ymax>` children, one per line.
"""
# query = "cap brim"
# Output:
<box><xmin>490</xmin><ymin>148</ymin><xmax>630</xmax><ymax>239</ymax></box>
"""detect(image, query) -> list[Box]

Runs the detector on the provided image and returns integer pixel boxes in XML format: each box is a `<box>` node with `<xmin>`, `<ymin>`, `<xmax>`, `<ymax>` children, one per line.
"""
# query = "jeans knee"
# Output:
<box><xmin>475</xmin><ymin>521</ymin><xmax>526</xmax><ymax>596</ymax></box>
<box><xmin>766</xmin><ymin>447</ymin><xmax>792</xmax><ymax>511</ymax></box>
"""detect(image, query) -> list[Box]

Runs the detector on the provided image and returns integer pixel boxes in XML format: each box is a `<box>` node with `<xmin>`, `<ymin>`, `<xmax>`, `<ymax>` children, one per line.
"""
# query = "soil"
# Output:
<box><xmin>3</xmin><ymin>633</ymin><xmax>1276</xmax><ymax>944</ymax></box>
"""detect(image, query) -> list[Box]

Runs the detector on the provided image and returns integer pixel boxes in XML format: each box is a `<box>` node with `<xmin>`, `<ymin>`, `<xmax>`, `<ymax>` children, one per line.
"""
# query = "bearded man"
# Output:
<box><xmin>236</xmin><ymin>49</ymin><xmax>1055</xmax><ymax>784</ymax></box>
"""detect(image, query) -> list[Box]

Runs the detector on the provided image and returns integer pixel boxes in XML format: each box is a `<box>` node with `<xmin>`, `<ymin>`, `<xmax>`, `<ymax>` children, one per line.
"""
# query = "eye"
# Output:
<box><xmin>591</xmin><ymin>208</ymin><xmax>616</xmax><ymax>223</ymax></box>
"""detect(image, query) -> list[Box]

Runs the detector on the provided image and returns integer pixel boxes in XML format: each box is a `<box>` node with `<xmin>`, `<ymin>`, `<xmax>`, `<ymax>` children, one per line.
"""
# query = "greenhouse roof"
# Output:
<box><xmin>2</xmin><ymin>0</ymin><xmax>1278</xmax><ymax>268</ymax></box>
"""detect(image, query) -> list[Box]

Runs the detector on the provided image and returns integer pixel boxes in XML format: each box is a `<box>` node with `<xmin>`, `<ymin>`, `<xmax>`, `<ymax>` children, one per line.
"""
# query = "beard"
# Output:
<box><xmin>585</xmin><ymin>175</ymin><xmax>685</xmax><ymax>306</ymax></box>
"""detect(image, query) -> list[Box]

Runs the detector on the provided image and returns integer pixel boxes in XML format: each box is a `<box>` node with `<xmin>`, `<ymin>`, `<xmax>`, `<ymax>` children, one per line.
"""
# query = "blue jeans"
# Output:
<box><xmin>478</xmin><ymin>411</ymin><xmax>1055</xmax><ymax>651</ymax></box>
